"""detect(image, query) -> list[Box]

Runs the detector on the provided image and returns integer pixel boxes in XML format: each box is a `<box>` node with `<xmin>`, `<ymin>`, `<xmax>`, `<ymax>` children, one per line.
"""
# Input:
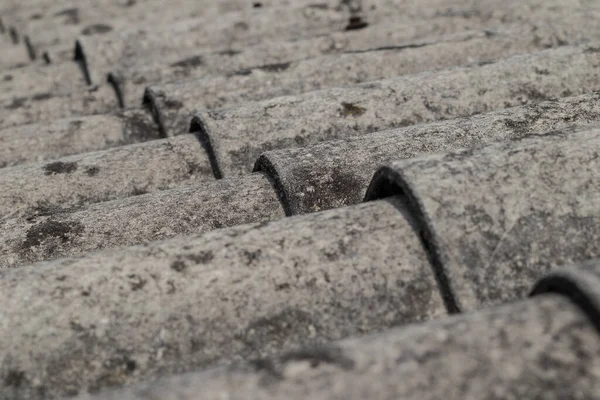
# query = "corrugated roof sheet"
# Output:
<box><xmin>1</xmin><ymin>0</ymin><xmax>600</xmax><ymax>399</ymax></box>
<box><xmin>81</xmin><ymin>259</ymin><xmax>600</xmax><ymax>400</ymax></box>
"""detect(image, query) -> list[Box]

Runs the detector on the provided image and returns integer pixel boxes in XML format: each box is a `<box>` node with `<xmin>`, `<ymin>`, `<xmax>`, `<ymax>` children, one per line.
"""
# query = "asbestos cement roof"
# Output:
<box><xmin>1</xmin><ymin>0</ymin><xmax>600</xmax><ymax>399</ymax></box>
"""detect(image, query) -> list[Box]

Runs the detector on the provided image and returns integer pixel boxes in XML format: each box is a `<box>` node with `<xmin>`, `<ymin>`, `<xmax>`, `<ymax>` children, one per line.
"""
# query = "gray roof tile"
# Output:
<box><xmin>76</xmin><ymin>4</ymin><xmax>356</xmax><ymax>85</ymax></box>
<box><xmin>121</xmin><ymin>15</ymin><xmax>564</xmax><ymax>110</ymax></box>
<box><xmin>0</xmin><ymin>83</ymin><xmax>117</xmax><ymax>130</ymax></box>
<box><xmin>0</xmin><ymin>134</ymin><xmax>209</xmax><ymax>219</ymax></box>
<box><xmin>0</xmin><ymin>62</ymin><xmax>86</xmax><ymax>102</ymax></box>
<box><xmin>0</xmin><ymin>172</ymin><xmax>284</xmax><ymax>269</ymax></box>
<box><xmin>531</xmin><ymin>259</ymin><xmax>600</xmax><ymax>332</ymax></box>
<box><xmin>20</xmin><ymin>0</ymin><xmax>311</xmax><ymax>61</ymax></box>
<box><xmin>143</xmin><ymin>15</ymin><xmax>600</xmax><ymax>126</ymax></box>
<box><xmin>190</xmin><ymin>43</ymin><xmax>600</xmax><ymax>177</ymax></box>
<box><xmin>0</xmin><ymin>43</ymin><xmax>31</xmax><ymax>69</ymax></box>
<box><xmin>138</xmin><ymin>30</ymin><xmax>481</xmax><ymax>112</ymax></box>
<box><xmin>148</xmin><ymin>30</ymin><xmax>531</xmax><ymax>136</ymax></box>
<box><xmin>366</xmin><ymin>125</ymin><xmax>600</xmax><ymax>311</ymax></box>
<box><xmin>255</xmin><ymin>92</ymin><xmax>600</xmax><ymax>215</ymax></box>
<box><xmin>0</xmin><ymin>109</ymin><xmax>159</xmax><ymax>168</ymax></box>
<box><xmin>0</xmin><ymin>197</ymin><xmax>442</xmax><ymax>399</ymax></box>
<box><xmin>1</xmin><ymin>0</ymin><xmax>600</xmax><ymax>398</ymax></box>
<box><xmin>77</xmin><ymin>260</ymin><xmax>600</xmax><ymax>400</ymax></box>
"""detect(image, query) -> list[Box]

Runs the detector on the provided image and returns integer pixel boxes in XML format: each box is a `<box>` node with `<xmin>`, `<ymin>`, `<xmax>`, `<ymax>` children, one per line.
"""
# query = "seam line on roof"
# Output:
<box><xmin>107</xmin><ymin>72</ymin><xmax>126</xmax><ymax>108</ymax></box>
<box><xmin>531</xmin><ymin>267</ymin><xmax>600</xmax><ymax>335</ymax></box>
<box><xmin>74</xmin><ymin>39</ymin><xmax>93</xmax><ymax>85</ymax></box>
<box><xmin>365</xmin><ymin>166</ymin><xmax>461</xmax><ymax>314</ymax></box>
<box><xmin>142</xmin><ymin>88</ymin><xmax>169</xmax><ymax>139</ymax></box>
<box><xmin>344</xmin><ymin>42</ymin><xmax>430</xmax><ymax>54</ymax></box>
<box><xmin>190</xmin><ymin>115</ymin><xmax>223</xmax><ymax>179</ymax></box>
<box><xmin>254</xmin><ymin>154</ymin><xmax>294</xmax><ymax>216</ymax></box>
<box><xmin>42</xmin><ymin>51</ymin><xmax>51</xmax><ymax>64</ymax></box>
<box><xmin>24</xmin><ymin>35</ymin><xmax>36</xmax><ymax>61</ymax></box>
<box><xmin>9</xmin><ymin>25</ymin><xmax>19</xmax><ymax>44</ymax></box>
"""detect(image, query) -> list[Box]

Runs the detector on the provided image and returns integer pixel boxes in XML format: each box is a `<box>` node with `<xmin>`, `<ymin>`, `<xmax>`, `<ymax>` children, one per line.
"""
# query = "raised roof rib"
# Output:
<box><xmin>0</xmin><ymin>196</ymin><xmax>442</xmax><ymax>399</ymax></box>
<box><xmin>77</xmin><ymin>259</ymin><xmax>600</xmax><ymax>400</ymax></box>
<box><xmin>190</xmin><ymin>44</ymin><xmax>600</xmax><ymax>178</ymax></box>
<box><xmin>255</xmin><ymin>92</ymin><xmax>600</xmax><ymax>215</ymax></box>
<box><xmin>0</xmin><ymin>134</ymin><xmax>210</xmax><ymax>219</ymax></box>
<box><xmin>0</xmin><ymin>172</ymin><xmax>284</xmax><ymax>269</ymax></box>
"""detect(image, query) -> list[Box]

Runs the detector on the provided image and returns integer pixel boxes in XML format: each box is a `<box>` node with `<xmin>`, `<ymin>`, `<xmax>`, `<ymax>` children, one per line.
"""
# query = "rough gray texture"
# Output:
<box><xmin>18</xmin><ymin>0</ymin><xmax>265</xmax><ymax>57</ymax></box>
<box><xmin>15</xmin><ymin>0</ymin><xmax>338</xmax><ymax>54</ymax></box>
<box><xmin>366</xmin><ymin>126</ymin><xmax>600</xmax><ymax>312</ymax></box>
<box><xmin>77</xmin><ymin>4</ymin><xmax>355</xmax><ymax>85</ymax></box>
<box><xmin>97</xmin><ymin>0</ymin><xmax>599</xmax><ymax>95</ymax></box>
<box><xmin>147</xmin><ymin>30</ymin><xmax>532</xmax><ymax>137</ymax></box>
<box><xmin>124</xmin><ymin>16</ymin><xmax>550</xmax><ymax>110</ymax></box>
<box><xmin>21</xmin><ymin>0</ymin><xmax>318</xmax><ymax>63</ymax></box>
<box><xmin>191</xmin><ymin>44</ymin><xmax>600</xmax><ymax>177</ymax></box>
<box><xmin>0</xmin><ymin>173</ymin><xmax>284</xmax><ymax>269</ymax></box>
<box><xmin>77</xmin><ymin>289</ymin><xmax>600</xmax><ymax>400</ymax></box>
<box><xmin>256</xmin><ymin>92</ymin><xmax>600</xmax><ymax>215</ymax></box>
<box><xmin>35</xmin><ymin>42</ymin><xmax>74</xmax><ymax>65</ymax></box>
<box><xmin>1</xmin><ymin>0</ymin><xmax>590</xmax><ymax>24</ymax></box>
<box><xmin>144</xmin><ymin>10</ymin><xmax>600</xmax><ymax>135</ymax></box>
<box><xmin>0</xmin><ymin>134</ymin><xmax>211</xmax><ymax>219</ymax></box>
<box><xmin>1</xmin><ymin>0</ymin><xmax>141</xmax><ymax>23</ymax></box>
<box><xmin>0</xmin><ymin>44</ymin><xmax>30</xmax><ymax>69</ymax></box>
<box><xmin>0</xmin><ymin>196</ymin><xmax>445</xmax><ymax>399</ymax></box>
<box><xmin>0</xmin><ymin>62</ymin><xmax>86</xmax><ymax>102</ymax></box>
<box><xmin>0</xmin><ymin>109</ymin><xmax>160</xmax><ymax>168</ymax></box>
<box><xmin>0</xmin><ymin>83</ymin><xmax>117</xmax><ymax>130</ymax></box>
<box><xmin>2</xmin><ymin>0</ymin><xmax>315</xmax><ymax>24</ymax></box>
<box><xmin>133</xmin><ymin>29</ymin><xmax>453</xmax><ymax>111</ymax></box>
<box><xmin>138</xmin><ymin>20</ymin><xmax>563</xmax><ymax>115</ymax></box>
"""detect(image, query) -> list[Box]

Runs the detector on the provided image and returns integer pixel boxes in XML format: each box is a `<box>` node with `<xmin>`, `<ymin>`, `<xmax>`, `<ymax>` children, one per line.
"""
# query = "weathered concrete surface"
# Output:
<box><xmin>0</xmin><ymin>109</ymin><xmax>160</xmax><ymax>168</ymax></box>
<box><xmin>98</xmin><ymin>1</ymin><xmax>600</xmax><ymax>101</ymax></box>
<box><xmin>7</xmin><ymin>0</ymin><xmax>333</xmax><ymax>29</ymax></box>
<box><xmin>0</xmin><ymin>134</ymin><xmax>211</xmax><ymax>219</ymax></box>
<box><xmin>86</xmin><ymin>0</ymin><xmax>598</xmax><ymax>74</ymax></box>
<box><xmin>6</xmin><ymin>26</ymin><xmax>19</xmax><ymax>45</ymax></box>
<box><xmin>191</xmin><ymin>43</ymin><xmax>600</xmax><ymax>177</ymax></box>
<box><xmin>146</xmin><ymin>30</ymin><xmax>523</xmax><ymax>136</ymax></box>
<box><xmin>76</xmin><ymin>4</ymin><xmax>356</xmax><ymax>85</ymax></box>
<box><xmin>119</xmin><ymin>16</ymin><xmax>503</xmax><ymax>104</ymax></box>
<box><xmin>366</xmin><ymin>126</ymin><xmax>600</xmax><ymax>312</ymax></box>
<box><xmin>130</xmin><ymin>29</ymin><xmax>469</xmax><ymax>110</ymax></box>
<box><xmin>17</xmin><ymin>0</ymin><xmax>360</xmax><ymax>64</ymax></box>
<box><xmin>0</xmin><ymin>83</ymin><xmax>117</xmax><ymax>130</ymax></box>
<box><xmin>0</xmin><ymin>173</ymin><xmax>284</xmax><ymax>269</ymax></box>
<box><xmin>0</xmin><ymin>44</ymin><xmax>30</xmax><ymax>69</ymax></box>
<box><xmin>0</xmin><ymin>197</ymin><xmax>445</xmax><ymax>399</ymax></box>
<box><xmin>76</xmin><ymin>262</ymin><xmax>600</xmax><ymax>400</ymax></box>
<box><xmin>37</xmin><ymin>42</ymin><xmax>75</xmax><ymax>65</ymax></box>
<box><xmin>0</xmin><ymin>61</ymin><xmax>85</xmax><ymax>102</ymax></box>
<box><xmin>144</xmin><ymin>11</ymin><xmax>600</xmax><ymax>133</ymax></box>
<box><xmin>1</xmin><ymin>0</ymin><xmax>590</xmax><ymax>24</ymax></box>
<box><xmin>0</xmin><ymin>0</ymin><xmax>136</xmax><ymax>24</ymax></box>
<box><xmin>20</xmin><ymin>0</ymin><xmax>294</xmax><ymax>61</ymax></box>
<box><xmin>256</xmin><ymin>92</ymin><xmax>600</xmax><ymax>215</ymax></box>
